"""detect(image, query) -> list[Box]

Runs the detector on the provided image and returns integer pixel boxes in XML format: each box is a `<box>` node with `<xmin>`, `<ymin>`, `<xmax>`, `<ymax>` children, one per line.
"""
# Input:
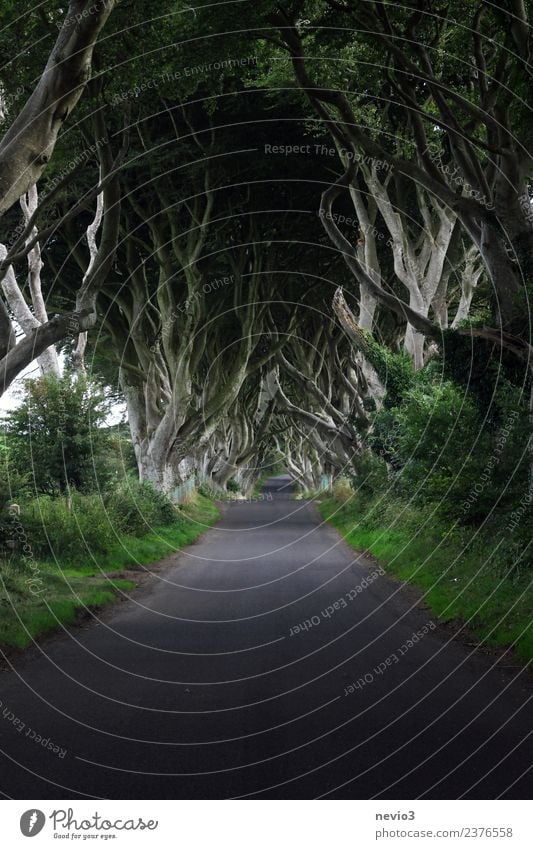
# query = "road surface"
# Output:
<box><xmin>0</xmin><ymin>477</ymin><xmax>531</xmax><ymax>798</ymax></box>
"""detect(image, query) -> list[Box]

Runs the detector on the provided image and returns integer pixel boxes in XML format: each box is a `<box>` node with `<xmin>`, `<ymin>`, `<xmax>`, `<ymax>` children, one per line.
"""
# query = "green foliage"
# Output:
<box><xmin>363</xmin><ymin>368</ymin><xmax>531</xmax><ymax>527</ymax></box>
<box><xmin>18</xmin><ymin>493</ymin><xmax>115</xmax><ymax>562</ymax></box>
<box><xmin>197</xmin><ymin>482</ymin><xmax>221</xmax><ymax>500</ymax></box>
<box><xmin>320</xmin><ymin>493</ymin><xmax>533</xmax><ymax>662</ymax></box>
<box><xmin>439</xmin><ymin>330</ymin><xmax>530</xmax><ymax>414</ymax></box>
<box><xmin>0</xmin><ymin>559</ymin><xmax>134</xmax><ymax>649</ymax></box>
<box><xmin>351</xmin><ymin>451</ymin><xmax>388</xmax><ymax>499</ymax></box>
<box><xmin>380</xmin><ymin>379</ymin><xmax>486</xmax><ymax>504</ymax></box>
<box><xmin>0</xmin><ymin>435</ymin><xmax>29</xmax><ymax>554</ymax></box>
<box><xmin>360</xmin><ymin>331</ymin><xmax>414</xmax><ymax>407</ymax></box>
<box><xmin>4</xmin><ymin>480</ymin><xmax>176</xmax><ymax>567</ymax></box>
<box><xmin>104</xmin><ymin>479</ymin><xmax>176</xmax><ymax>536</ymax></box>
<box><xmin>105</xmin><ymin>425</ymin><xmax>138</xmax><ymax>479</ymax></box>
<box><xmin>0</xmin><ymin>494</ymin><xmax>219</xmax><ymax>648</ymax></box>
<box><xmin>3</xmin><ymin>374</ymin><xmax>112</xmax><ymax>495</ymax></box>
<box><xmin>0</xmin><ymin>434</ymin><xmax>28</xmax><ymax>511</ymax></box>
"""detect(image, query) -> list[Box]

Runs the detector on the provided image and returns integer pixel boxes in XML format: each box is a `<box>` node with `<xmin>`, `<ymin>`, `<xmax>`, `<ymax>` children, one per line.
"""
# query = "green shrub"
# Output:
<box><xmin>104</xmin><ymin>479</ymin><xmax>176</xmax><ymax>535</ymax></box>
<box><xmin>351</xmin><ymin>452</ymin><xmax>388</xmax><ymax>499</ymax></box>
<box><xmin>3</xmin><ymin>374</ymin><xmax>112</xmax><ymax>495</ymax></box>
<box><xmin>6</xmin><ymin>480</ymin><xmax>178</xmax><ymax>566</ymax></box>
<box><xmin>331</xmin><ymin>476</ymin><xmax>354</xmax><ymax>503</ymax></box>
<box><xmin>369</xmin><ymin>374</ymin><xmax>531</xmax><ymax>524</ymax></box>
<box><xmin>198</xmin><ymin>482</ymin><xmax>219</xmax><ymax>499</ymax></box>
<box><xmin>19</xmin><ymin>493</ymin><xmax>115</xmax><ymax>562</ymax></box>
<box><xmin>144</xmin><ymin>483</ymin><xmax>177</xmax><ymax>524</ymax></box>
<box><xmin>0</xmin><ymin>437</ymin><xmax>30</xmax><ymax>552</ymax></box>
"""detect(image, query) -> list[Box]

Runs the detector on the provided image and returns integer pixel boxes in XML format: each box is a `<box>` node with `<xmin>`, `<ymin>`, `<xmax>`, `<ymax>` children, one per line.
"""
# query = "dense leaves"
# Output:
<box><xmin>4</xmin><ymin>374</ymin><xmax>111</xmax><ymax>494</ymax></box>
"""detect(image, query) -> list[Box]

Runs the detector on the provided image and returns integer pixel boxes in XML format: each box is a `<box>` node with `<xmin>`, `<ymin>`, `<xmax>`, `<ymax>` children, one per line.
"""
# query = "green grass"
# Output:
<box><xmin>319</xmin><ymin>494</ymin><xmax>533</xmax><ymax>663</ymax></box>
<box><xmin>57</xmin><ymin>493</ymin><xmax>219</xmax><ymax>576</ymax></box>
<box><xmin>0</xmin><ymin>567</ymin><xmax>135</xmax><ymax>648</ymax></box>
<box><xmin>0</xmin><ymin>494</ymin><xmax>219</xmax><ymax>648</ymax></box>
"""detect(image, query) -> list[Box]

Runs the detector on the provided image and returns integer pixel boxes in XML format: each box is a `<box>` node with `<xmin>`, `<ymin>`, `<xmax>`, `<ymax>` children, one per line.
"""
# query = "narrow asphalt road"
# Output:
<box><xmin>0</xmin><ymin>476</ymin><xmax>531</xmax><ymax>799</ymax></box>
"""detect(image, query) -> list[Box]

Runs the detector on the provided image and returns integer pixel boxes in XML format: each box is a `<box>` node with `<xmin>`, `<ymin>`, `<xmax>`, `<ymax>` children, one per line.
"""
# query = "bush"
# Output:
<box><xmin>18</xmin><ymin>493</ymin><xmax>116</xmax><ymax>562</ymax></box>
<box><xmin>104</xmin><ymin>479</ymin><xmax>176</xmax><ymax>536</ymax></box>
<box><xmin>351</xmin><ymin>452</ymin><xmax>388</xmax><ymax>499</ymax></box>
<box><xmin>198</xmin><ymin>482</ymin><xmax>220</xmax><ymax>500</ymax></box>
<box><xmin>331</xmin><ymin>477</ymin><xmax>353</xmax><ymax>503</ymax></box>
<box><xmin>0</xmin><ymin>435</ymin><xmax>29</xmax><ymax>512</ymax></box>
<box><xmin>5</xmin><ymin>481</ymin><xmax>178</xmax><ymax>566</ymax></box>
<box><xmin>3</xmin><ymin>374</ymin><xmax>112</xmax><ymax>495</ymax></box>
<box><xmin>368</xmin><ymin>374</ymin><xmax>531</xmax><ymax>524</ymax></box>
<box><xmin>0</xmin><ymin>460</ymin><xmax>29</xmax><ymax>555</ymax></box>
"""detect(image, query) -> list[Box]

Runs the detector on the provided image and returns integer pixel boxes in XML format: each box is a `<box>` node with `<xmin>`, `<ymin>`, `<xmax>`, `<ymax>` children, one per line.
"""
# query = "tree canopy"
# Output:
<box><xmin>0</xmin><ymin>0</ymin><xmax>530</xmax><ymax>548</ymax></box>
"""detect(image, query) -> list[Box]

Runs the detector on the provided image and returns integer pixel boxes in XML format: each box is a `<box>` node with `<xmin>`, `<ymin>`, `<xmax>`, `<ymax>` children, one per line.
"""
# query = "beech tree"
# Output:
<box><xmin>0</xmin><ymin>1</ymin><xmax>120</xmax><ymax>393</ymax></box>
<box><xmin>0</xmin><ymin>0</ymin><xmax>117</xmax><ymax>214</ymax></box>
<box><xmin>0</xmin><ymin>111</ymin><xmax>127</xmax><ymax>394</ymax></box>
<box><xmin>2</xmin><ymin>0</ymin><xmax>529</xmax><ymax>500</ymax></box>
<box><xmin>263</xmin><ymin>1</ymin><xmax>532</xmax><ymax>357</ymax></box>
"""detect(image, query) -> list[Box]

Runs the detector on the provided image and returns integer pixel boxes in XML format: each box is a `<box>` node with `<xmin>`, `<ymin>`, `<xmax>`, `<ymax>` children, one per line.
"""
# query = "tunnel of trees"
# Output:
<box><xmin>0</xmin><ymin>1</ymin><xmax>531</xmax><ymax>648</ymax></box>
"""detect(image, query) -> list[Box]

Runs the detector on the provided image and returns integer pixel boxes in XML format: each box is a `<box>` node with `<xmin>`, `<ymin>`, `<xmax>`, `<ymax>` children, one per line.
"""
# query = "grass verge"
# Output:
<box><xmin>0</xmin><ymin>494</ymin><xmax>219</xmax><ymax>648</ymax></box>
<box><xmin>319</xmin><ymin>493</ymin><xmax>533</xmax><ymax>663</ymax></box>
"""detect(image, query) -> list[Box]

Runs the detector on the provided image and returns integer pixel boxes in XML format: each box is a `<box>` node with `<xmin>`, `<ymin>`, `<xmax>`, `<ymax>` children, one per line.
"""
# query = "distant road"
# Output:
<box><xmin>0</xmin><ymin>476</ymin><xmax>531</xmax><ymax>798</ymax></box>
